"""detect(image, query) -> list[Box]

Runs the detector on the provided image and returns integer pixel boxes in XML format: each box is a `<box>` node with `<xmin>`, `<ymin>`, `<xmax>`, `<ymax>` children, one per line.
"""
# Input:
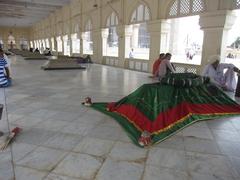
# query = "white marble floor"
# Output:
<box><xmin>0</xmin><ymin>55</ymin><xmax>240</xmax><ymax>180</ymax></box>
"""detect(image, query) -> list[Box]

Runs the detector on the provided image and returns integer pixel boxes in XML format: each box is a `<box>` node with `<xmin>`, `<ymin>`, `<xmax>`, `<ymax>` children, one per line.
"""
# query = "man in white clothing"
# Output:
<box><xmin>158</xmin><ymin>53</ymin><xmax>175</xmax><ymax>79</ymax></box>
<box><xmin>40</xmin><ymin>44</ymin><xmax>44</xmax><ymax>54</ymax></box>
<box><xmin>202</xmin><ymin>55</ymin><xmax>240</xmax><ymax>91</ymax></box>
<box><xmin>129</xmin><ymin>48</ymin><xmax>134</xmax><ymax>58</ymax></box>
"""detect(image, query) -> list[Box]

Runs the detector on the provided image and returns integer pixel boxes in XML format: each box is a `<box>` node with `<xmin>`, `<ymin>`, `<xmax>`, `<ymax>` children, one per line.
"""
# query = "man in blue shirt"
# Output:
<box><xmin>0</xmin><ymin>49</ymin><xmax>11</xmax><ymax>87</ymax></box>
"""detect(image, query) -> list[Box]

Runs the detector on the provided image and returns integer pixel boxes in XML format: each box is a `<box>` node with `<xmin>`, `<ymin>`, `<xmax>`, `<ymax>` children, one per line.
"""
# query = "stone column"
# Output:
<box><xmin>132</xmin><ymin>24</ymin><xmax>140</xmax><ymax>49</ymax></box>
<box><xmin>61</xmin><ymin>36</ymin><xmax>64</xmax><ymax>55</ymax></box>
<box><xmin>62</xmin><ymin>35</ymin><xmax>67</xmax><ymax>55</ymax></box>
<box><xmin>77</xmin><ymin>32</ymin><xmax>82</xmax><ymax>56</ymax></box>
<box><xmin>69</xmin><ymin>34</ymin><xmax>73</xmax><ymax>56</ymax></box>
<box><xmin>92</xmin><ymin>29</ymin><xmax>105</xmax><ymax>64</ymax></box>
<box><xmin>82</xmin><ymin>32</ymin><xmax>87</xmax><ymax>56</ymax></box>
<box><xmin>147</xmin><ymin>20</ymin><xmax>162</xmax><ymax>72</ymax></box>
<box><xmin>167</xmin><ymin>19</ymin><xmax>179</xmax><ymax>54</ymax></box>
<box><xmin>160</xmin><ymin>20</ymin><xmax>171</xmax><ymax>53</ymax></box>
<box><xmin>54</xmin><ymin>36</ymin><xmax>58</xmax><ymax>52</ymax></box>
<box><xmin>49</xmin><ymin>38</ymin><xmax>52</xmax><ymax>51</ymax></box>
<box><xmin>199</xmin><ymin>10</ymin><xmax>237</xmax><ymax>72</ymax></box>
<box><xmin>125</xmin><ymin>25</ymin><xmax>133</xmax><ymax>57</ymax></box>
<box><xmin>116</xmin><ymin>25</ymin><xmax>126</xmax><ymax>68</ymax></box>
<box><xmin>79</xmin><ymin>32</ymin><xmax>83</xmax><ymax>56</ymax></box>
<box><xmin>101</xmin><ymin>28</ymin><xmax>109</xmax><ymax>58</ymax></box>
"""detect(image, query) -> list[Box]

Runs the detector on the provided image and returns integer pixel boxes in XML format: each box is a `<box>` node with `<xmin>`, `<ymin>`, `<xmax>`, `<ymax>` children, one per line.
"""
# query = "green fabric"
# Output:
<box><xmin>109</xmin><ymin>82</ymin><xmax>236</xmax><ymax>121</ymax></box>
<box><xmin>92</xmin><ymin>103</ymin><xmax>239</xmax><ymax>147</ymax></box>
<box><xmin>89</xmin><ymin>73</ymin><xmax>240</xmax><ymax>146</ymax></box>
<box><xmin>91</xmin><ymin>103</ymin><xmax>141</xmax><ymax>146</ymax></box>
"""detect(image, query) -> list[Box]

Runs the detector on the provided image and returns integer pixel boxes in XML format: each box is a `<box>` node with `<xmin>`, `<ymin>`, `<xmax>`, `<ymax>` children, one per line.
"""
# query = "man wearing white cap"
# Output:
<box><xmin>202</xmin><ymin>55</ymin><xmax>240</xmax><ymax>91</ymax></box>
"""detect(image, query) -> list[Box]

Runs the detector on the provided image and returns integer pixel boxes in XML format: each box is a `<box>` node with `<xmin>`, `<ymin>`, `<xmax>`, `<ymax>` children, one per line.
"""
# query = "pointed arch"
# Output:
<box><xmin>63</xmin><ymin>21</ymin><xmax>70</xmax><ymax>35</ymax></box>
<box><xmin>71</xmin><ymin>22</ymin><xmax>80</xmax><ymax>54</ymax></box>
<box><xmin>57</xmin><ymin>22</ymin><xmax>63</xmax><ymax>36</ymax></box>
<box><xmin>167</xmin><ymin>0</ymin><xmax>206</xmax><ymax>18</ymax></box>
<box><xmin>73</xmin><ymin>24</ymin><xmax>79</xmax><ymax>33</ymax></box>
<box><xmin>83</xmin><ymin>18</ymin><xmax>93</xmax><ymax>55</ymax></box>
<box><xmin>125</xmin><ymin>2</ymin><xmax>151</xmax><ymax>60</ymax></box>
<box><xmin>71</xmin><ymin>16</ymin><xmax>80</xmax><ymax>33</ymax></box>
<box><xmin>235</xmin><ymin>0</ymin><xmax>240</xmax><ymax>9</ymax></box>
<box><xmin>129</xmin><ymin>3</ymin><xmax>151</xmax><ymax>24</ymax></box>
<box><xmin>85</xmin><ymin>19</ymin><xmax>92</xmax><ymax>32</ymax></box>
<box><xmin>104</xmin><ymin>11</ymin><xmax>119</xmax><ymax>57</ymax></box>
<box><xmin>106</xmin><ymin>11</ymin><xmax>119</xmax><ymax>27</ymax></box>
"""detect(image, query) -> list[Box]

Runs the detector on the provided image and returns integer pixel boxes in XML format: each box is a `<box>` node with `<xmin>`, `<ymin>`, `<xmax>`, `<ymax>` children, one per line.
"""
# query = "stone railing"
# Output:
<box><xmin>173</xmin><ymin>63</ymin><xmax>201</xmax><ymax>74</ymax></box>
<box><xmin>103</xmin><ymin>56</ymin><xmax>119</xmax><ymax>67</ymax></box>
<box><xmin>102</xmin><ymin>56</ymin><xmax>201</xmax><ymax>74</ymax></box>
<box><xmin>125</xmin><ymin>58</ymin><xmax>149</xmax><ymax>72</ymax></box>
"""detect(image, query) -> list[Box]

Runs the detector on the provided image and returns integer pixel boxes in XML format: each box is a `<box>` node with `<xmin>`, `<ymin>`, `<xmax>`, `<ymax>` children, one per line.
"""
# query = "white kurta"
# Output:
<box><xmin>202</xmin><ymin>63</ymin><xmax>236</xmax><ymax>91</ymax></box>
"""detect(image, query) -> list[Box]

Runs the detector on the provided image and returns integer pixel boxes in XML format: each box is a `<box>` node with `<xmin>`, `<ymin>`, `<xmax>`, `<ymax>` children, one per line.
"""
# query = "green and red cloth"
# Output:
<box><xmin>90</xmin><ymin>73</ymin><xmax>240</xmax><ymax>147</ymax></box>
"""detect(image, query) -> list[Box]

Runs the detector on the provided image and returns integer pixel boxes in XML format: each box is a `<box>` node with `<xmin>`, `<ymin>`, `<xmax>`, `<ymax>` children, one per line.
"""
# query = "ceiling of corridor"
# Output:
<box><xmin>0</xmin><ymin>0</ymin><xmax>72</xmax><ymax>27</ymax></box>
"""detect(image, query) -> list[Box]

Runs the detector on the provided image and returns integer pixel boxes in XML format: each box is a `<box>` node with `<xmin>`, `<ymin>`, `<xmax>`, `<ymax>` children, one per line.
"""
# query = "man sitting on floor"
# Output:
<box><xmin>152</xmin><ymin>53</ymin><xmax>165</xmax><ymax>78</ymax></box>
<box><xmin>158</xmin><ymin>53</ymin><xmax>175</xmax><ymax>80</ymax></box>
<box><xmin>202</xmin><ymin>55</ymin><xmax>240</xmax><ymax>91</ymax></box>
<box><xmin>34</xmin><ymin>48</ymin><xmax>40</xmax><ymax>53</ymax></box>
<box><xmin>43</xmin><ymin>48</ymin><xmax>52</xmax><ymax>56</ymax></box>
<box><xmin>0</xmin><ymin>49</ymin><xmax>11</xmax><ymax>87</ymax></box>
<box><xmin>76</xmin><ymin>55</ymin><xmax>92</xmax><ymax>63</ymax></box>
